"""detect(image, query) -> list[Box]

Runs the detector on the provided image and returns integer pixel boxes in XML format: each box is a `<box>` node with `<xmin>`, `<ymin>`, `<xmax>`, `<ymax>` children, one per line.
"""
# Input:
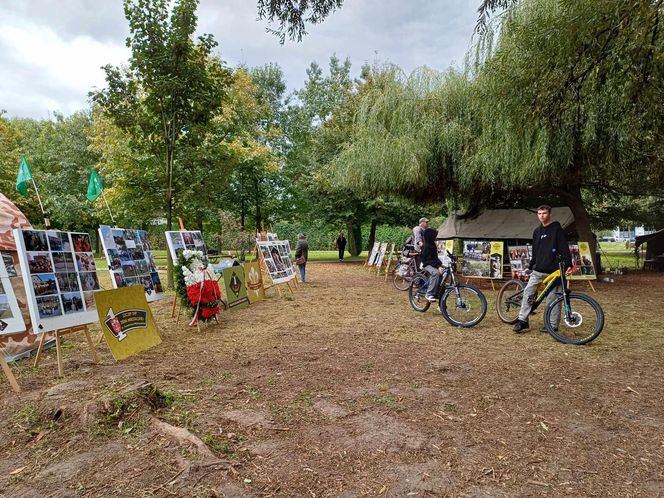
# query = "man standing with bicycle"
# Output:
<box><xmin>421</xmin><ymin>227</ymin><xmax>445</xmax><ymax>301</ymax></box>
<box><xmin>513</xmin><ymin>205</ymin><xmax>572</xmax><ymax>333</ymax></box>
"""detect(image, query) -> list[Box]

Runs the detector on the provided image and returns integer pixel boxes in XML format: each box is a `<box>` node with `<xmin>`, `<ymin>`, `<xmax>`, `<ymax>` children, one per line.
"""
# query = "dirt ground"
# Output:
<box><xmin>1</xmin><ymin>263</ymin><xmax>663</xmax><ymax>497</ymax></box>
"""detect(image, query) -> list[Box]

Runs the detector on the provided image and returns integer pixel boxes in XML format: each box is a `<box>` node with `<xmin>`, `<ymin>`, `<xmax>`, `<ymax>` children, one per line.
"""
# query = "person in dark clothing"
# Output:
<box><xmin>420</xmin><ymin>227</ymin><xmax>444</xmax><ymax>301</ymax></box>
<box><xmin>295</xmin><ymin>233</ymin><xmax>309</xmax><ymax>283</ymax></box>
<box><xmin>513</xmin><ymin>205</ymin><xmax>572</xmax><ymax>333</ymax></box>
<box><xmin>335</xmin><ymin>233</ymin><xmax>347</xmax><ymax>261</ymax></box>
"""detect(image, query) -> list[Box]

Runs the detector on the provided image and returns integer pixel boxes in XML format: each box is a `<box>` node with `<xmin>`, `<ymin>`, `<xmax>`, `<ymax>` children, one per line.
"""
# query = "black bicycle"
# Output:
<box><xmin>408</xmin><ymin>254</ymin><xmax>487</xmax><ymax>327</ymax></box>
<box><xmin>496</xmin><ymin>258</ymin><xmax>605</xmax><ymax>345</ymax></box>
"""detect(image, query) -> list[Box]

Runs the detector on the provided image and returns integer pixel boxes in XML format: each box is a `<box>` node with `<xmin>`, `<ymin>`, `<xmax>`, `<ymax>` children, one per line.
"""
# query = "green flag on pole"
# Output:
<box><xmin>16</xmin><ymin>155</ymin><xmax>33</xmax><ymax>198</ymax></box>
<box><xmin>86</xmin><ymin>169</ymin><xmax>104</xmax><ymax>202</ymax></box>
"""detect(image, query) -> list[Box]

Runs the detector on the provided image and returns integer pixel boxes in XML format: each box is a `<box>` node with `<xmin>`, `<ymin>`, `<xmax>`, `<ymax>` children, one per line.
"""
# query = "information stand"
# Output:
<box><xmin>32</xmin><ymin>324</ymin><xmax>98</xmax><ymax>377</ymax></box>
<box><xmin>383</xmin><ymin>243</ymin><xmax>396</xmax><ymax>281</ymax></box>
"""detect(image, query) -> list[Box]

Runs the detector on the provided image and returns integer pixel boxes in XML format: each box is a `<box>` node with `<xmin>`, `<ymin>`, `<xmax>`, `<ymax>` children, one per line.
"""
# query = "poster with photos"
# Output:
<box><xmin>0</xmin><ymin>253</ymin><xmax>26</xmax><ymax>335</ymax></box>
<box><xmin>375</xmin><ymin>242</ymin><xmax>388</xmax><ymax>268</ymax></box>
<box><xmin>508</xmin><ymin>245</ymin><xmax>532</xmax><ymax>280</ymax></box>
<box><xmin>13</xmin><ymin>229</ymin><xmax>100</xmax><ymax>333</ymax></box>
<box><xmin>165</xmin><ymin>230</ymin><xmax>207</xmax><ymax>264</ymax></box>
<box><xmin>568</xmin><ymin>242</ymin><xmax>597</xmax><ymax>280</ymax></box>
<box><xmin>99</xmin><ymin>225</ymin><xmax>165</xmax><ymax>302</ymax></box>
<box><xmin>257</xmin><ymin>240</ymin><xmax>296</xmax><ymax>284</ymax></box>
<box><xmin>367</xmin><ymin>242</ymin><xmax>380</xmax><ymax>266</ymax></box>
<box><xmin>462</xmin><ymin>240</ymin><xmax>503</xmax><ymax>279</ymax></box>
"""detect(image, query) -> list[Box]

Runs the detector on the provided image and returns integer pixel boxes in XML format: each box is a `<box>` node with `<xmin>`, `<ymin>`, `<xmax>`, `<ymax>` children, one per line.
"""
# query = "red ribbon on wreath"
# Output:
<box><xmin>185</xmin><ymin>265</ymin><xmax>221</xmax><ymax>326</ymax></box>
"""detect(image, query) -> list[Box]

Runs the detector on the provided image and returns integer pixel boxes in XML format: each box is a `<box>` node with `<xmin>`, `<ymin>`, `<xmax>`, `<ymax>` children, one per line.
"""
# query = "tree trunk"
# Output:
<box><xmin>346</xmin><ymin>221</ymin><xmax>362</xmax><ymax>256</ymax></box>
<box><xmin>367</xmin><ymin>219</ymin><xmax>378</xmax><ymax>253</ymax></box>
<box><xmin>166</xmin><ymin>147</ymin><xmax>174</xmax><ymax>289</ymax></box>
<box><xmin>559</xmin><ymin>184</ymin><xmax>600</xmax><ymax>273</ymax></box>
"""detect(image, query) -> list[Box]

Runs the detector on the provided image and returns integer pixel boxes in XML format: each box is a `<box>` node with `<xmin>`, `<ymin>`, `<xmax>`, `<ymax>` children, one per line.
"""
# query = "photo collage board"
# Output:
<box><xmin>0</xmin><ymin>252</ymin><xmax>25</xmax><ymax>335</ymax></box>
<box><xmin>367</xmin><ymin>242</ymin><xmax>380</xmax><ymax>266</ymax></box>
<box><xmin>507</xmin><ymin>245</ymin><xmax>532</xmax><ymax>280</ymax></box>
<box><xmin>461</xmin><ymin>240</ymin><xmax>504</xmax><ymax>279</ymax></box>
<box><xmin>257</xmin><ymin>240</ymin><xmax>296</xmax><ymax>284</ymax></box>
<box><xmin>13</xmin><ymin>229</ymin><xmax>101</xmax><ymax>333</ymax></box>
<box><xmin>99</xmin><ymin>225</ymin><xmax>165</xmax><ymax>302</ymax></box>
<box><xmin>165</xmin><ymin>230</ymin><xmax>207</xmax><ymax>264</ymax></box>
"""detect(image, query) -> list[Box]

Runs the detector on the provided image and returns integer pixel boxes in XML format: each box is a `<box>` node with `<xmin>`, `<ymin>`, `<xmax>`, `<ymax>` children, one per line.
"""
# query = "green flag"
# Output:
<box><xmin>86</xmin><ymin>169</ymin><xmax>104</xmax><ymax>202</ymax></box>
<box><xmin>16</xmin><ymin>155</ymin><xmax>33</xmax><ymax>198</ymax></box>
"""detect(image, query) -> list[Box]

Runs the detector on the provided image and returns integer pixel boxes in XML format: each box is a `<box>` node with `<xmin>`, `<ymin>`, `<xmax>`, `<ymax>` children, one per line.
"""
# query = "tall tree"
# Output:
<box><xmin>92</xmin><ymin>0</ymin><xmax>231</xmax><ymax>287</ymax></box>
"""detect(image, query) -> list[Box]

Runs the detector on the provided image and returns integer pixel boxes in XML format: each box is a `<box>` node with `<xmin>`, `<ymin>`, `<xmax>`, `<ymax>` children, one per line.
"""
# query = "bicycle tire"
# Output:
<box><xmin>392</xmin><ymin>263</ymin><xmax>412</xmax><ymax>291</ymax></box>
<box><xmin>408</xmin><ymin>273</ymin><xmax>431</xmax><ymax>312</ymax></box>
<box><xmin>544</xmin><ymin>292</ymin><xmax>605</xmax><ymax>345</ymax></box>
<box><xmin>496</xmin><ymin>279</ymin><xmax>525</xmax><ymax>324</ymax></box>
<box><xmin>440</xmin><ymin>284</ymin><xmax>487</xmax><ymax>328</ymax></box>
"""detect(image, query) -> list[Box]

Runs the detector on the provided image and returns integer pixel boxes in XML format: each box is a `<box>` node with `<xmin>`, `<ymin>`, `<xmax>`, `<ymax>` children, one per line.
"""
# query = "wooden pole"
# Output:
<box><xmin>101</xmin><ymin>190</ymin><xmax>116</xmax><ymax>226</ymax></box>
<box><xmin>1</xmin><ymin>356</ymin><xmax>20</xmax><ymax>393</ymax></box>
<box><xmin>30</xmin><ymin>177</ymin><xmax>50</xmax><ymax>228</ymax></box>
<box><xmin>33</xmin><ymin>333</ymin><xmax>47</xmax><ymax>368</ymax></box>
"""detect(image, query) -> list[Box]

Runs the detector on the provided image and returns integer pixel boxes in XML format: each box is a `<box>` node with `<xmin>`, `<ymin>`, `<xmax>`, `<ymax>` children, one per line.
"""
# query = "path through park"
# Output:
<box><xmin>1</xmin><ymin>263</ymin><xmax>663</xmax><ymax>497</ymax></box>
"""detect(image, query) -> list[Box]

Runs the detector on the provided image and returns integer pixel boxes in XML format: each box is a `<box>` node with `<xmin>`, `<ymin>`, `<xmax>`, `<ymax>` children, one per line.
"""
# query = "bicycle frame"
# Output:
<box><xmin>526</xmin><ymin>260</ymin><xmax>573</xmax><ymax>320</ymax></box>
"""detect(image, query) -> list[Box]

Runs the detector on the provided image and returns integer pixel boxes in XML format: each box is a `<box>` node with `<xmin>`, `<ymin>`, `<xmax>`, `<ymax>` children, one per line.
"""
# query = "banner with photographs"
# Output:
<box><xmin>367</xmin><ymin>242</ymin><xmax>380</xmax><ymax>266</ymax></box>
<box><xmin>508</xmin><ymin>245</ymin><xmax>532</xmax><ymax>280</ymax></box>
<box><xmin>94</xmin><ymin>286</ymin><xmax>162</xmax><ymax>361</ymax></box>
<box><xmin>13</xmin><ymin>229</ymin><xmax>101</xmax><ymax>333</ymax></box>
<box><xmin>568</xmin><ymin>242</ymin><xmax>597</xmax><ymax>280</ymax></box>
<box><xmin>436</xmin><ymin>239</ymin><xmax>455</xmax><ymax>259</ymax></box>
<box><xmin>99</xmin><ymin>225</ymin><xmax>164</xmax><ymax>302</ymax></box>
<box><xmin>462</xmin><ymin>240</ymin><xmax>504</xmax><ymax>279</ymax></box>
<box><xmin>257</xmin><ymin>240</ymin><xmax>296</xmax><ymax>284</ymax></box>
<box><xmin>244</xmin><ymin>262</ymin><xmax>265</xmax><ymax>304</ymax></box>
<box><xmin>375</xmin><ymin>242</ymin><xmax>388</xmax><ymax>268</ymax></box>
<box><xmin>0</xmin><ymin>253</ymin><xmax>25</xmax><ymax>335</ymax></box>
<box><xmin>165</xmin><ymin>230</ymin><xmax>207</xmax><ymax>264</ymax></box>
<box><xmin>223</xmin><ymin>266</ymin><xmax>249</xmax><ymax>310</ymax></box>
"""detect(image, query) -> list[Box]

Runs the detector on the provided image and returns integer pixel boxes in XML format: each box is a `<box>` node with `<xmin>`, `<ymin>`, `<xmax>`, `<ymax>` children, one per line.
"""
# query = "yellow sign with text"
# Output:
<box><xmin>244</xmin><ymin>262</ymin><xmax>265</xmax><ymax>304</ymax></box>
<box><xmin>94</xmin><ymin>286</ymin><xmax>161</xmax><ymax>361</ymax></box>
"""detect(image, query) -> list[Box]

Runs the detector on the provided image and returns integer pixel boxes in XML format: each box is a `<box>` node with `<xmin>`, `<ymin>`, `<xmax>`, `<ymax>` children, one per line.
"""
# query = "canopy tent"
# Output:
<box><xmin>437</xmin><ymin>207</ymin><xmax>575</xmax><ymax>241</ymax></box>
<box><xmin>635</xmin><ymin>228</ymin><xmax>664</xmax><ymax>270</ymax></box>
<box><xmin>0</xmin><ymin>193</ymin><xmax>52</xmax><ymax>360</ymax></box>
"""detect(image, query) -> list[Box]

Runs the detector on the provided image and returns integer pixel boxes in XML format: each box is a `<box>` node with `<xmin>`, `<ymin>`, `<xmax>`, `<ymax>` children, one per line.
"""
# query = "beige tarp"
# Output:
<box><xmin>437</xmin><ymin>207</ymin><xmax>574</xmax><ymax>240</ymax></box>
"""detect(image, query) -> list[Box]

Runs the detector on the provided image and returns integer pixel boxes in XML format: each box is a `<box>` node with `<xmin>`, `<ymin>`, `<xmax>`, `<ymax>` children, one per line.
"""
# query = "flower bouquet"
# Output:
<box><xmin>174</xmin><ymin>250</ymin><xmax>221</xmax><ymax>325</ymax></box>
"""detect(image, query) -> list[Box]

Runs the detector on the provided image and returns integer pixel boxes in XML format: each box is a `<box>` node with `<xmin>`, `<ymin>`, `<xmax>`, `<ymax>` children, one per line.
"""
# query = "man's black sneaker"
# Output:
<box><xmin>513</xmin><ymin>319</ymin><xmax>529</xmax><ymax>333</ymax></box>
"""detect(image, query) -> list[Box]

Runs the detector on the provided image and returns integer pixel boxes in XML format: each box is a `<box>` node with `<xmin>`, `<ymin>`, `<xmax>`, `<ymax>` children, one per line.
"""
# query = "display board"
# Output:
<box><xmin>508</xmin><ymin>245</ymin><xmax>532</xmax><ymax>280</ymax></box>
<box><xmin>568</xmin><ymin>242</ymin><xmax>597</xmax><ymax>280</ymax></box>
<box><xmin>0</xmin><ymin>254</ymin><xmax>25</xmax><ymax>335</ymax></box>
<box><xmin>257</xmin><ymin>240</ymin><xmax>296</xmax><ymax>284</ymax></box>
<box><xmin>375</xmin><ymin>242</ymin><xmax>388</xmax><ymax>269</ymax></box>
<box><xmin>13</xmin><ymin>229</ymin><xmax>100</xmax><ymax>333</ymax></box>
<box><xmin>94</xmin><ymin>286</ymin><xmax>162</xmax><ymax>361</ymax></box>
<box><xmin>223</xmin><ymin>266</ymin><xmax>249</xmax><ymax>309</ymax></box>
<box><xmin>244</xmin><ymin>262</ymin><xmax>265</xmax><ymax>304</ymax></box>
<box><xmin>462</xmin><ymin>240</ymin><xmax>504</xmax><ymax>279</ymax></box>
<box><xmin>99</xmin><ymin>225</ymin><xmax>165</xmax><ymax>302</ymax></box>
<box><xmin>165</xmin><ymin>230</ymin><xmax>207</xmax><ymax>263</ymax></box>
<box><xmin>367</xmin><ymin>242</ymin><xmax>380</xmax><ymax>266</ymax></box>
<box><xmin>436</xmin><ymin>239</ymin><xmax>454</xmax><ymax>259</ymax></box>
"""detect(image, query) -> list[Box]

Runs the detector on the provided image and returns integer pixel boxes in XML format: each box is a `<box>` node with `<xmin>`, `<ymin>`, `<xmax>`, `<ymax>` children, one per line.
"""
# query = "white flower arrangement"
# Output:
<box><xmin>180</xmin><ymin>250</ymin><xmax>216</xmax><ymax>287</ymax></box>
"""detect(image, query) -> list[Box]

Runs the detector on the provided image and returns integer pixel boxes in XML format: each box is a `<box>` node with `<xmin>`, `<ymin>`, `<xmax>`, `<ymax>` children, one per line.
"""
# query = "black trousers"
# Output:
<box><xmin>338</xmin><ymin>247</ymin><xmax>345</xmax><ymax>260</ymax></box>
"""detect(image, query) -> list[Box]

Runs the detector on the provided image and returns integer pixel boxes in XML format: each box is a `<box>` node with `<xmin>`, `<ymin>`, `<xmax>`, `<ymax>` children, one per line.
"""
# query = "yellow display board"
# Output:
<box><xmin>244</xmin><ymin>262</ymin><xmax>265</xmax><ymax>304</ymax></box>
<box><xmin>94</xmin><ymin>286</ymin><xmax>162</xmax><ymax>361</ymax></box>
<box><xmin>568</xmin><ymin>242</ymin><xmax>597</xmax><ymax>280</ymax></box>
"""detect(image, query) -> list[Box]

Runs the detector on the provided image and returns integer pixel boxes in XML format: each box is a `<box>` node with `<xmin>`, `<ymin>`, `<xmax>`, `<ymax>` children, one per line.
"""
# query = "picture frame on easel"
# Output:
<box><xmin>0</xmin><ymin>253</ymin><xmax>25</xmax><ymax>393</ymax></box>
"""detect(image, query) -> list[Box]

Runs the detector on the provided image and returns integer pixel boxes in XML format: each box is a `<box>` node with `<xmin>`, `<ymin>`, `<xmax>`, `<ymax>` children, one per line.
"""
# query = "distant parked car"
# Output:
<box><xmin>600</xmin><ymin>236</ymin><xmax>615</xmax><ymax>242</ymax></box>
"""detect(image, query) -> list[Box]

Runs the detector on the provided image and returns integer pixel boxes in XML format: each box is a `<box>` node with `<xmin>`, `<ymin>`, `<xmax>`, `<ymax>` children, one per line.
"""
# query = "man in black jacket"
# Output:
<box><xmin>513</xmin><ymin>205</ymin><xmax>572</xmax><ymax>333</ymax></box>
<box><xmin>421</xmin><ymin>227</ymin><xmax>444</xmax><ymax>301</ymax></box>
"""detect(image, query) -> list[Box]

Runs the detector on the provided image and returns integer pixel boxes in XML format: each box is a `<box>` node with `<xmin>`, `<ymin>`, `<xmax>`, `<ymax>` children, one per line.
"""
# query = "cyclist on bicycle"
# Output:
<box><xmin>513</xmin><ymin>205</ymin><xmax>572</xmax><ymax>333</ymax></box>
<box><xmin>420</xmin><ymin>227</ymin><xmax>445</xmax><ymax>302</ymax></box>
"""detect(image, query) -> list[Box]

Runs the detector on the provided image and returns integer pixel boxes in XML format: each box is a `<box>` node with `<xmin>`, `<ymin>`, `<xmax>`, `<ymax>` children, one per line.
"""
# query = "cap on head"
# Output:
<box><xmin>419</xmin><ymin>217</ymin><xmax>429</xmax><ymax>225</ymax></box>
<box><xmin>297</xmin><ymin>233</ymin><xmax>305</xmax><ymax>239</ymax></box>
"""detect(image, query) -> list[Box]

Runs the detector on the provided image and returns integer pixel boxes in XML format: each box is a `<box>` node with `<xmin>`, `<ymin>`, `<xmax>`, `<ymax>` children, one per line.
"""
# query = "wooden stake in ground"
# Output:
<box><xmin>1</xmin><ymin>355</ymin><xmax>20</xmax><ymax>393</ymax></box>
<box><xmin>33</xmin><ymin>325</ymin><xmax>98</xmax><ymax>377</ymax></box>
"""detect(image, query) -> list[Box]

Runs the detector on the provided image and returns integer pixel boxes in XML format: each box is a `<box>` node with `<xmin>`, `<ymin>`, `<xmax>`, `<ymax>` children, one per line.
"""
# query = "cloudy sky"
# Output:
<box><xmin>0</xmin><ymin>0</ymin><xmax>480</xmax><ymax>119</ymax></box>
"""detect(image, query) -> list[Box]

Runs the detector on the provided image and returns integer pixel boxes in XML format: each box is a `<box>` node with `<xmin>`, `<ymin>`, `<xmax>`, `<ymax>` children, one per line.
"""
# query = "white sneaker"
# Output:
<box><xmin>425</xmin><ymin>295</ymin><xmax>437</xmax><ymax>302</ymax></box>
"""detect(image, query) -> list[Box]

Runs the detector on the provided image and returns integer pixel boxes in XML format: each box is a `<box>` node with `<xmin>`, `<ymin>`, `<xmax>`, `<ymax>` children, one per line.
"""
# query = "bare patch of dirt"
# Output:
<box><xmin>1</xmin><ymin>264</ymin><xmax>663</xmax><ymax>496</ymax></box>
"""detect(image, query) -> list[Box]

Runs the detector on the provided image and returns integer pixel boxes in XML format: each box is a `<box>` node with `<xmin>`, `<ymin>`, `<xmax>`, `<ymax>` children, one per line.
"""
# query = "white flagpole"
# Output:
<box><xmin>30</xmin><ymin>177</ymin><xmax>50</xmax><ymax>228</ymax></box>
<box><xmin>100</xmin><ymin>190</ymin><xmax>116</xmax><ymax>226</ymax></box>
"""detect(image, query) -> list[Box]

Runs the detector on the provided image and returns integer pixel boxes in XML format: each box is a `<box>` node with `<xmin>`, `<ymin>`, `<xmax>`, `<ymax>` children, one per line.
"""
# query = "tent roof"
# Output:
<box><xmin>635</xmin><ymin>228</ymin><xmax>664</xmax><ymax>247</ymax></box>
<box><xmin>0</xmin><ymin>193</ymin><xmax>32</xmax><ymax>251</ymax></box>
<box><xmin>437</xmin><ymin>207</ymin><xmax>574</xmax><ymax>240</ymax></box>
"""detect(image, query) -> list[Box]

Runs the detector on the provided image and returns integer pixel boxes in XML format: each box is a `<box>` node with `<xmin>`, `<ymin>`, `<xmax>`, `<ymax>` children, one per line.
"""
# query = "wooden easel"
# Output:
<box><xmin>464</xmin><ymin>276</ymin><xmax>497</xmax><ymax>291</ymax></box>
<box><xmin>33</xmin><ymin>325</ymin><xmax>98</xmax><ymax>377</ymax></box>
<box><xmin>1</xmin><ymin>355</ymin><xmax>20</xmax><ymax>393</ymax></box>
<box><xmin>567</xmin><ymin>279</ymin><xmax>596</xmax><ymax>292</ymax></box>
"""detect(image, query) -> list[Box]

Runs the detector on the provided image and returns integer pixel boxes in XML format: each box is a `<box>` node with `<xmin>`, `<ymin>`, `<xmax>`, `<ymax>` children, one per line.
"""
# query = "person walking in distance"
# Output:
<box><xmin>295</xmin><ymin>233</ymin><xmax>309</xmax><ymax>283</ymax></box>
<box><xmin>335</xmin><ymin>232</ymin><xmax>347</xmax><ymax>261</ymax></box>
<box><xmin>513</xmin><ymin>205</ymin><xmax>572</xmax><ymax>333</ymax></box>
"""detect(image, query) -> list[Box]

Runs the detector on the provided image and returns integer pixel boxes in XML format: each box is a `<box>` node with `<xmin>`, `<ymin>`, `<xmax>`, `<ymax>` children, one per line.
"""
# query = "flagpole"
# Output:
<box><xmin>30</xmin><ymin>178</ymin><xmax>50</xmax><ymax>228</ymax></box>
<box><xmin>101</xmin><ymin>190</ymin><xmax>116</xmax><ymax>226</ymax></box>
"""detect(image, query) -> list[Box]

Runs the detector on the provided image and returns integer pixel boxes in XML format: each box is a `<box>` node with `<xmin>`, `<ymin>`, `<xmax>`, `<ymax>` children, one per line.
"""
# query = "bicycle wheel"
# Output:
<box><xmin>392</xmin><ymin>263</ymin><xmax>411</xmax><ymax>291</ymax></box>
<box><xmin>496</xmin><ymin>279</ymin><xmax>525</xmax><ymax>324</ymax></box>
<box><xmin>408</xmin><ymin>273</ymin><xmax>431</xmax><ymax>312</ymax></box>
<box><xmin>440</xmin><ymin>284</ymin><xmax>487</xmax><ymax>327</ymax></box>
<box><xmin>544</xmin><ymin>292</ymin><xmax>605</xmax><ymax>345</ymax></box>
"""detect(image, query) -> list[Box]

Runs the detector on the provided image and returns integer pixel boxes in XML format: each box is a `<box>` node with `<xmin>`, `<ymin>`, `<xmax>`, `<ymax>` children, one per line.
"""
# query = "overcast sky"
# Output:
<box><xmin>0</xmin><ymin>1</ymin><xmax>479</xmax><ymax>120</ymax></box>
